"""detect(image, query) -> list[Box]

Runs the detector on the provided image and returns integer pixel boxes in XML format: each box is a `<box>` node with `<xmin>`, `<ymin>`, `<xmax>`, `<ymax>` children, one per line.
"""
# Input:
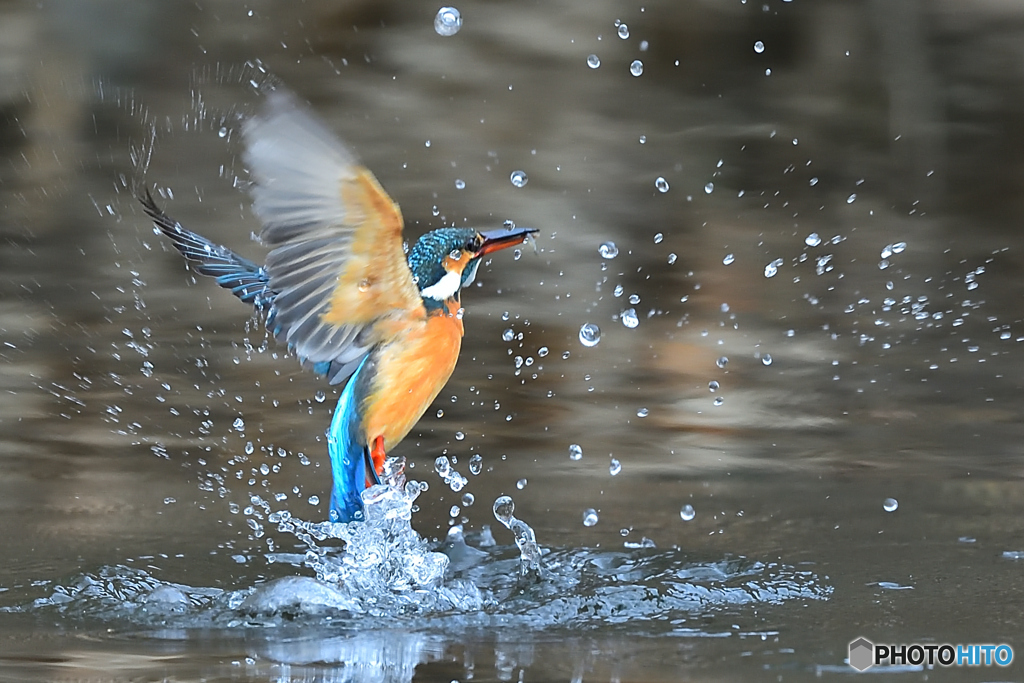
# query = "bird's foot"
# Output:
<box><xmin>370</xmin><ymin>435</ymin><xmax>387</xmax><ymax>477</ymax></box>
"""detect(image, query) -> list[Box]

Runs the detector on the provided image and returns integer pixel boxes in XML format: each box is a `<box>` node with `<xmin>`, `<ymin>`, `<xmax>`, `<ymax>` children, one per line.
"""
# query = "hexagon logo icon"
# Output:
<box><xmin>848</xmin><ymin>637</ymin><xmax>874</xmax><ymax>671</ymax></box>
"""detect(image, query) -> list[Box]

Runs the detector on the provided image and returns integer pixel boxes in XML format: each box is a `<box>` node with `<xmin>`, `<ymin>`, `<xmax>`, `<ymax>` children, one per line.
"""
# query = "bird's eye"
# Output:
<box><xmin>465</xmin><ymin>235</ymin><xmax>482</xmax><ymax>252</ymax></box>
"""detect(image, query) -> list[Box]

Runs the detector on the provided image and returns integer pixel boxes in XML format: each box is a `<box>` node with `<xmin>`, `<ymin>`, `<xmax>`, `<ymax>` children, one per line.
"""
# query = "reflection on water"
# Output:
<box><xmin>5</xmin><ymin>0</ymin><xmax>1024</xmax><ymax>680</ymax></box>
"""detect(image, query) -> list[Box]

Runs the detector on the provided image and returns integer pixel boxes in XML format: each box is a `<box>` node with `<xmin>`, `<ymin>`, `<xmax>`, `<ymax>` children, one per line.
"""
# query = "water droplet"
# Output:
<box><xmin>613</xmin><ymin>284</ymin><xmax>624</xmax><ymax>297</ymax></box>
<box><xmin>655</xmin><ymin>176</ymin><xmax>670</xmax><ymax>193</ymax></box>
<box><xmin>629</xmin><ymin>59</ymin><xmax>644</xmax><ymax>77</ymax></box>
<box><xmin>598</xmin><ymin>241</ymin><xmax>619</xmax><ymax>259</ymax></box>
<box><xmin>469</xmin><ymin>453</ymin><xmax>483</xmax><ymax>474</ymax></box>
<box><xmin>462</xmin><ymin>492</ymin><xmax>475</xmax><ymax>506</ymax></box>
<box><xmin>621</xmin><ymin>308</ymin><xmax>639</xmax><ymax>328</ymax></box>
<box><xmin>218</xmin><ymin>127</ymin><xmax>228</xmax><ymax>138</ymax></box>
<box><xmin>628</xmin><ymin>294</ymin><xmax>640</xmax><ymax>305</ymax></box>
<box><xmin>233</xmin><ymin>417</ymin><xmax>245</xmax><ymax>431</ymax></box>
<box><xmin>639</xmin><ymin>40</ymin><xmax>649</xmax><ymax>51</ymax></box>
<box><xmin>569</xmin><ymin>444</ymin><xmax>583</xmax><ymax>461</ymax></box>
<box><xmin>883</xmin><ymin>498</ymin><xmax>899</xmax><ymax>512</ymax></box>
<box><xmin>516</xmin><ymin>478</ymin><xmax>527</xmax><ymax>489</ymax></box>
<box><xmin>510</xmin><ymin>170</ymin><xmax>528</xmax><ymax>188</ymax></box>
<box><xmin>493</xmin><ymin>495</ymin><xmax>515</xmax><ymax>525</ymax></box>
<box><xmin>579</xmin><ymin>323</ymin><xmax>601</xmax><ymax>347</ymax></box>
<box><xmin>753</xmin><ymin>40</ymin><xmax>765</xmax><ymax>53</ymax></box>
<box><xmin>587</xmin><ymin>54</ymin><xmax>601</xmax><ymax>69</ymax></box>
<box><xmin>847</xmin><ymin>193</ymin><xmax>857</xmax><ymax>204</ymax></box>
<box><xmin>667</xmin><ymin>253</ymin><xmax>677</xmax><ymax>264</ymax></box>
<box><xmin>583</xmin><ymin>508</ymin><xmax>599</xmax><ymax>526</ymax></box>
<box><xmin>314</xmin><ymin>390</ymin><xmax>326</xmax><ymax>403</ymax></box>
<box><xmin>713</xmin><ymin>397</ymin><xmax>724</xmax><ymax>406</ymax></box>
<box><xmin>716</xmin><ymin>356</ymin><xmax>728</xmax><ymax>368</ymax></box>
<box><xmin>705</xmin><ymin>182</ymin><xmax>714</xmax><ymax>194</ymax></box>
<box><xmin>892</xmin><ymin>241</ymin><xmax>906</xmax><ymax>254</ymax></box>
<box><xmin>538</xmin><ymin>346</ymin><xmax>549</xmax><ymax>357</ymax></box>
<box><xmin>617</xmin><ymin>23</ymin><xmax>629</xmax><ymax>39</ymax></box>
<box><xmin>680</xmin><ymin>504</ymin><xmax>696</xmax><ymax>521</ymax></box>
<box><xmin>639</xmin><ymin>134</ymin><xmax>647</xmax><ymax>144</ymax></box>
<box><xmin>455</xmin><ymin>431</ymin><xmax>465</xmax><ymax>441</ymax></box>
<box><xmin>723</xmin><ymin>253</ymin><xmax>735</xmax><ymax>265</ymax></box>
<box><xmin>805</xmin><ymin>232</ymin><xmax>821</xmax><ymax>247</ymax></box>
<box><xmin>708</xmin><ymin>381</ymin><xmax>719</xmax><ymax>392</ymax></box>
<box><xmin>450</xmin><ymin>505</ymin><xmax>461</xmax><ymax>518</ymax></box>
<box><xmin>653</xmin><ymin>232</ymin><xmax>664</xmax><ymax>244</ymax></box>
<box><xmin>502</xmin><ymin>328</ymin><xmax>514</xmax><ymax>342</ymax></box>
<box><xmin>764</xmin><ymin>258</ymin><xmax>783</xmax><ymax>278</ymax></box>
<box><xmin>434</xmin><ymin>6</ymin><xmax>462</xmax><ymax>36</ymax></box>
<box><xmin>434</xmin><ymin>456</ymin><xmax>452</xmax><ymax>478</ymax></box>
<box><xmin>762</xmin><ymin>353</ymin><xmax>773</xmax><ymax>366</ymax></box>
<box><xmin>308</xmin><ymin>495</ymin><xmax>319</xmax><ymax>505</ymax></box>
<box><xmin>455</xmin><ymin>179</ymin><xmax>466</xmax><ymax>189</ymax></box>
<box><xmin>436</xmin><ymin>408</ymin><xmax>444</xmax><ymax>418</ymax></box>
<box><xmin>609</xmin><ymin>458</ymin><xmax>621</xmax><ymax>475</ymax></box>
<box><xmin>636</xmin><ymin>407</ymin><xmax>649</xmax><ymax>418</ymax></box>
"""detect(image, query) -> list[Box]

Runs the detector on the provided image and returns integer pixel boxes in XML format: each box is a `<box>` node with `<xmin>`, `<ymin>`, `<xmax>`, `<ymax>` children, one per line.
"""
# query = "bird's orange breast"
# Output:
<box><xmin>361</xmin><ymin>300</ymin><xmax>464</xmax><ymax>451</ymax></box>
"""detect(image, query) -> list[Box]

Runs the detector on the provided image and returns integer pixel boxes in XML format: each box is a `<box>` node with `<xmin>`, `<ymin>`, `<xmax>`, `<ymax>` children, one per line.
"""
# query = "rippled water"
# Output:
<box><xmin>4</xmin><ymin>0</ymin><xmax>1024</xmax><ymax>680</ymax></box>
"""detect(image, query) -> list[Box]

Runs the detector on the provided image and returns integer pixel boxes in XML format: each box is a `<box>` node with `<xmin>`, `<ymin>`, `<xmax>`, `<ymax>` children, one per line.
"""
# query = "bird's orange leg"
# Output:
<box><xmin>369</xmin><ymin>435</ymin><xmax>387</xmax><ymax>482</ymax></box>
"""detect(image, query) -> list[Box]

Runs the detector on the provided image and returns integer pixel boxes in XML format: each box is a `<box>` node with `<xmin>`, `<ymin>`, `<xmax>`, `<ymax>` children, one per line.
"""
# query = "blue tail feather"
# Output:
<box><xmin>327</xmin><ymin>355</ymin><xmax>378</xmax><ymax>522</ymax></box>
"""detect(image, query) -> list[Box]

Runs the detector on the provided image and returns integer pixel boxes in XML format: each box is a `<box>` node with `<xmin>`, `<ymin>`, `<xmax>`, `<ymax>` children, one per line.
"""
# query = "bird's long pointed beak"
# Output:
<box><xmin>478</xmin><ymin>226</ymin><xmax>539</xmax><ymax>256</ymax></box>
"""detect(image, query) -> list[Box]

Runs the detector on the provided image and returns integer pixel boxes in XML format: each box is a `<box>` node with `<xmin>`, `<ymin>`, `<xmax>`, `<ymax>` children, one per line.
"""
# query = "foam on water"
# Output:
<box><xmin>12</xmin><ymin>458</ymin><xmax>832</xmax><ymax>632</ymax></box>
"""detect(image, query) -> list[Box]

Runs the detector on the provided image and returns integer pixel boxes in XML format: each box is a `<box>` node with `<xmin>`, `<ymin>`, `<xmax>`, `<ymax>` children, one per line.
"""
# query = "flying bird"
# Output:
<box><xmin>141</xmin><ymin>90</ymin><xmax>536</xmax><ymax>522</ymax></box>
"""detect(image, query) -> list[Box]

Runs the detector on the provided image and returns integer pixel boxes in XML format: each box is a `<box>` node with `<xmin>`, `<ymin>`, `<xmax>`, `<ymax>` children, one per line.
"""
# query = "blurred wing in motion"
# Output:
<box><xmin>242</xmin><ymin>90</ymin><xmax>426</xmax><ymax>383</ymax></box>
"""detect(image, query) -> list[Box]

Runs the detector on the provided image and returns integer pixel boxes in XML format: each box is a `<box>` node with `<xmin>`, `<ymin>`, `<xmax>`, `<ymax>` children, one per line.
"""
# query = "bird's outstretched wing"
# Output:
<box><xmin>243</xmin><ymin>90</ymin><xmax>426</xmax><ymax>383</ymax></box>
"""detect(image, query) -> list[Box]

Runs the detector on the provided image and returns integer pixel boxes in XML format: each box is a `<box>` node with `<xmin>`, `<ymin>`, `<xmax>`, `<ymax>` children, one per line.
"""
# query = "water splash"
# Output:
<box><xmin>493</xmin><ymin>495</ymin><xmax>543</xmax><ymax>574</ymax></box>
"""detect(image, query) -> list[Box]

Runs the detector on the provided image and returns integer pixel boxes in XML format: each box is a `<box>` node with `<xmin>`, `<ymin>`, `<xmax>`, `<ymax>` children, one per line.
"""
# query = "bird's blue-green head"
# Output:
<box><xmin>408</xmin><ymin>225</ymin><xmax>537</xmax><ymax>309</ymax></box>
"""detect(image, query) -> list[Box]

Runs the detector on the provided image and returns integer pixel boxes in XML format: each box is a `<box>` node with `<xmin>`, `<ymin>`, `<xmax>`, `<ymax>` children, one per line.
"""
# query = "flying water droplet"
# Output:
<box><xmin>636</xmin><ymin>407</ymin><xmax>649</xmax><ymax>418</ymax></box>
<box><xmin>510</xmin><ymin>170</ymin><xmax>528</xmax><ymax>188</ymax></box>
<box><xmin>516</xmin><ymin>478</ymin><xmax>527</xmax><ymax>489</ymax></box>
<box><xmin>805</xmin><ymin>232</ymin><xmax>821</xmax><ymax>247</ymax></box>
<box><xmin>753</xmin><ymin>40</ymin><xmax>765</xmax><ymax>53</ymax></box>
<box><xmin>667</xmin><ymin>253</ymin><xmax>677</xmax><ymax>264</ymax></box>
<box><xmin>680</xmin><ymin>504</ymin><xmax>696</xmax><ymax>521</ymax></box>
<box><xmin>434</xmin><ymin>6</ymin><xmax>462</xmax><ymax>36</ymax></box>
<box><xmin>462</xmin><ymin>492</ymin><xmax>475</xmax><ymax>506</ymax></box>
<box><xmin>569</xmin><ymin>443</ymin><xmax>583</xmax><ymax>460</ymax></box>
<box><xmin>713</xmin><ymin>397</ymin><xmax>724</xmax><ymax>406</ymax></box>
<box><xmin>613</xmin><ymin>284</ymin><xmax>624</xmax><ymax>297</ymax></box>
<box><xmin>583</xmin><ymin>508</ymin><xmax>599</xmax><ymax>526</ymax></box>
<box><xmin>847</xmin><ymin>193</ymin><xmax>857</xmax><ymax>204</ymax></box>
<box><xmin>884</xmin><ymin>498</ymin><xmax>899</xmax><ymax>512</ymax></box>
<box><xmin>579</xmin><ymin>323</ymin><xmax>601</xmax><ymax>347</ymax></box>
<box><xmin>587</xmin><ymin>54</ymin><xmax>601</xmax><ymax>69</ymax></box>
<box><xmin>628</xmin><ymin>294</ymin><xmax>640</xmax><ymax>305</ymax></box>
<box><xmin>655</xmin><ymin>176</ymin><xmax>670</xmax><ymax>193</ymax></box>
<box><xmin>609</xmin><ymin>458</ymin><xmax>621</xmax><ymax>475</ymax></box>
<box><xmin>314</xmin><ymin>390</ymin><xmax>326</xmax><ymax>403</ymax></box>
<box><xmin>502</xmin><ymin>328</ymin><xmax>514</xmax><ymax>342</ymax></box>
<box><xmin>468</xmin><ymin>453</ymin><xmax>483</xmax><ymax>474</ymax></box>
<box><xmin>598</xmin><ymin>241</ymin><xmax>619</xmax><ymax>259</ymax></box>
<box><xmin>764</xmin><ymin>258</ymin><xmax>783</xmax><ymax>278</ymax></box>
<box><xmin>629</xmin><ymin>60</ymin><xmax>644</xmax><ymax>77</ymax></box>
<box><xmin>705</xmin><ymin>182</ymin><xmax>715</xmax><ymax>194</ymax></box>
<box><xmin>762</xmin><ymin>353</ymin><xmax>773</xmax><ymax>366</ymax></box>
<box><xmin>891</xmin><ymin>241</ymin><xmax>906</xmax><ymax>254</ymax></box>
<box><xmin>716</xmin><ymin>356</ymin><xmax>728</xmax><ymax>368</ymax></box>
<box><xmin>708</xmin><ymin>381</ymin><xmax>719</xmax><ymax>392</ymax></box>
<box><xmin>617</xmin><ymin>23</ymin><xmax>629</xmax><ymax>39</ymax></box>
<box><xmin>621</xmin><ymin>308</ymin><xmax>639</xmax><ymax>328</ymax></box>
<box><xmin>723</xmin><ymin>253</ymin><xmax>735</xmax><ymax>265</ymax></box>
<box><xmin>493</xmin><ymin>495</ymin><xmax>515</xmax><ymax>525</ymax></box>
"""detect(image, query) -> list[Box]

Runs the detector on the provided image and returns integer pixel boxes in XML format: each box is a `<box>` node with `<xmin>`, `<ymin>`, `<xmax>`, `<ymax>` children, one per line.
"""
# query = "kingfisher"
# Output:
<box><xmin>140</xmin><ymin>90</ymin><xmax>536</xmax><ymax>523</ymax></box>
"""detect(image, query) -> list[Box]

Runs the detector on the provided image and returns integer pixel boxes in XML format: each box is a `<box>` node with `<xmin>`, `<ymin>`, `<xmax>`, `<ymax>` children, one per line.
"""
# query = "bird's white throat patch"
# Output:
<box><xmin>419</xmin><ymin>269</ymin><xmax>462</xmax><ymax>301</ymax></box>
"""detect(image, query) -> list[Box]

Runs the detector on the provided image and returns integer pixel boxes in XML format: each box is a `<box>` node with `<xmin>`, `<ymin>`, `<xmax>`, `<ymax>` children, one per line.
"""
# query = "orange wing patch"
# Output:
<box><xmin>324</xmin><ymin>169</ymin><xmax>424</xmax><ymax>331</ymax></box>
